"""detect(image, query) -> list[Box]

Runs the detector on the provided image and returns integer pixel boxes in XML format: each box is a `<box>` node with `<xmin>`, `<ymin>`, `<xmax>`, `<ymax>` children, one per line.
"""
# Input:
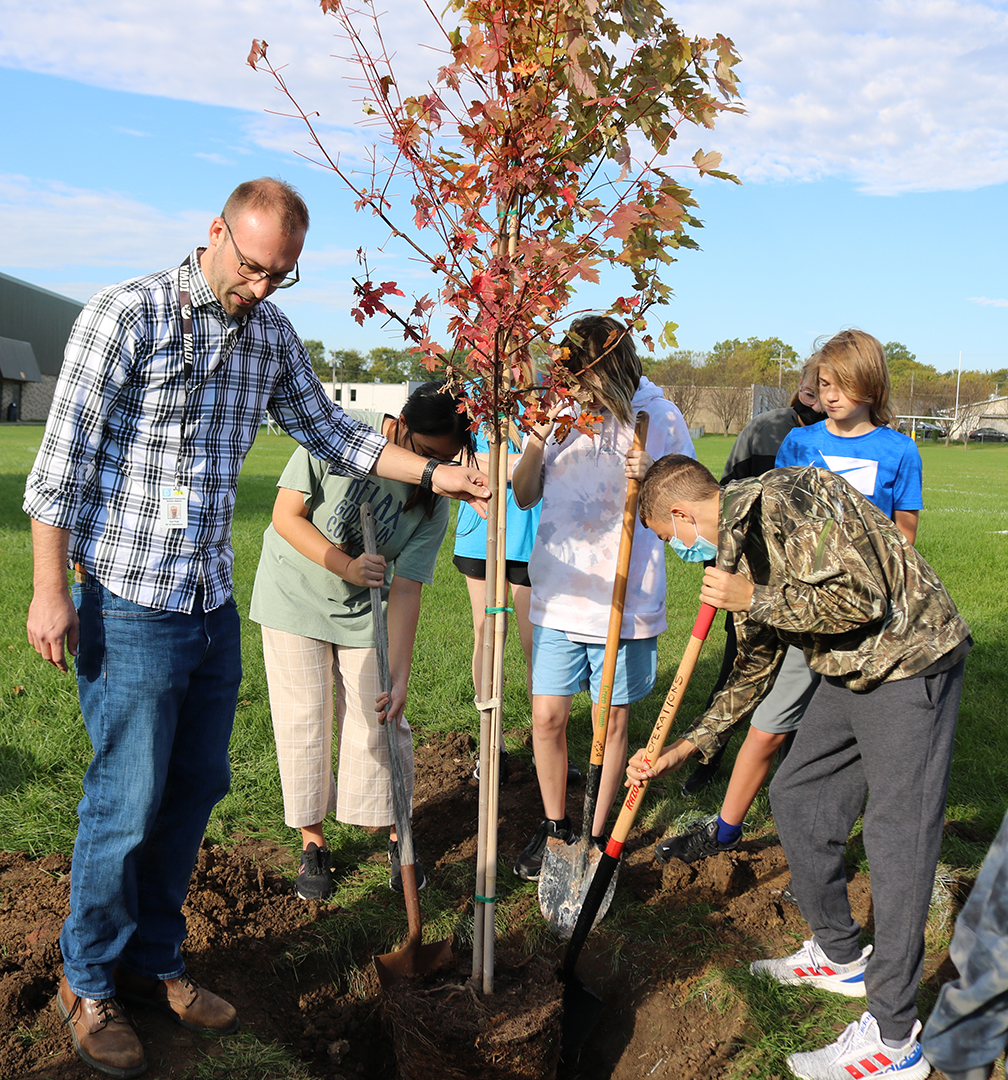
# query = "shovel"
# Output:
<box><xmin>538</xmin><ymin>411</ymin><xmax>650</xmax><ymax>938</ymax></box>
<box><xmin>361</xmin><ymin>503</ymin><xmax>453</xmax><ymax>989</ymax></box>
<box><xmin>560</xmin><ymin>602</ymin><xmax>718</xmax><ymax>1057</ymax></box>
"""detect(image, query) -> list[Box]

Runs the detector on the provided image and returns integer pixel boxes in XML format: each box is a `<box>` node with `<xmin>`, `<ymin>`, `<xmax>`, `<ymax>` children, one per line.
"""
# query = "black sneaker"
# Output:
<box><xmin>513</xmin><ymin>817</ymin><xmax>572</xmax><ymax>881</ymax></box>
<box><xmin>388</xmin><ymin>839</ymin><xmax>426</xmax><ymax>892</ymax></box>
<box><xmin>655</xmin><ymin>817</ymin><xmax>741</xmax><ymax>864</ymax></box>
<box><xmin>472</xmin><ymin>747</ymin><xmax>510</xmax><ymax>784</ymax></box>
<box><xmin>680</xmin><ymin>746</ymin><xmax>726</xmax><ymax>797</ymax></box>
<box><xmin>296</xmin><ymin>843</ymin><xmax>334</xmax><ymax>900</ymax></box>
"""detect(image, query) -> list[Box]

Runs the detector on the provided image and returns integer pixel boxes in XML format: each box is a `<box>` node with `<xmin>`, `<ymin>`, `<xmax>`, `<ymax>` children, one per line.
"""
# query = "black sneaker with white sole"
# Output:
<box><xmin>513</xmin><ymin>816</ymin><xmax>572</xmax><ymax>881</ymax></box>
<box><xmin>388</xmin><ymin>839</ymin><xmax>426</xmax><ymax>892</ymax></box>
<box><xmin>654</xmin><ymin>817</ymin><xmax>741</xmax><ymax>864</ymax></box>
<box><xmin>296</xmin><ymin>843</ymin><xmax>334</xmax><ymax>900</ymax></box>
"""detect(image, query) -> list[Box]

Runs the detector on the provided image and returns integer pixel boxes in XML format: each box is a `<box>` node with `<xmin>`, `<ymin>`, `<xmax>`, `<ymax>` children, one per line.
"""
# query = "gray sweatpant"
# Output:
<box><xmin>769</xmin><ymin>660</ymin><xmax>964</xmax><ymax>1043</ymax></box>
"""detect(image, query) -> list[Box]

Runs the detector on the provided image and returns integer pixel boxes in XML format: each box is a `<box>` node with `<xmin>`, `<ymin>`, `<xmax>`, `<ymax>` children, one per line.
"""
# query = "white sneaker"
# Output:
<box><xmin>786</xmin><ymin>1012</ymin><xmax>930</xmax><ymax>1080</ymax></box>
<box><xmin>750</xmin><ymin>938</ymin><xmax>871</xmax><ymax>997</ymax></box>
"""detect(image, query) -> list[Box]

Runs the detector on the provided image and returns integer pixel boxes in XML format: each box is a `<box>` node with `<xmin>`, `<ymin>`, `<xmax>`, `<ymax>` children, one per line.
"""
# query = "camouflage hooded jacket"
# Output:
<box><xmin>684</xmin><ymin>466</ymin><xmax>971</xmax><ymax>762</ymax></box>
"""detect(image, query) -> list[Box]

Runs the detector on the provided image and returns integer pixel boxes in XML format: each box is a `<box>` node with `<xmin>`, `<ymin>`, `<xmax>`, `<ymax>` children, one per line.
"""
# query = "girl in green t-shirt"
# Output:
<box><xmin>250</xmin><ymin>381</ymin><xmax>474</xmax><ymax>900</ymax></box>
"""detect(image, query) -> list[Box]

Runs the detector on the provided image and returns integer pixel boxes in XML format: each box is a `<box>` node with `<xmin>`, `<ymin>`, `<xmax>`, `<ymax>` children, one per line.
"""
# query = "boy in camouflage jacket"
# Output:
<box><xmin>628</xmin><ymin>455</ymin><xmax>971</xmax><ymax>1080</ymax></box>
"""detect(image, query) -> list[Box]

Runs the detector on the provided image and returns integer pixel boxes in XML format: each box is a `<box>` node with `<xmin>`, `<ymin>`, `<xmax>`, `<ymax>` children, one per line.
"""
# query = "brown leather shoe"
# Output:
<box><xmin>56</xmin><ymin>975</ymin><xmax>146</xmax><ymax>1079</ymax></box>
<box><xmin>113</xmin><ymin>967</ymin><xmax>239</xmax><ymax>1034</ymax></box>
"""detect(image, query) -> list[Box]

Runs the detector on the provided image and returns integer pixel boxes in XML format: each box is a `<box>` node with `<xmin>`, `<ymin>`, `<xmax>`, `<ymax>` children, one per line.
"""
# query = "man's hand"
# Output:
<box><xmin>27</xmin><ymin>591</ymin><xmax>79</xmax><ymax>673</ymax></box>
<box><xmin>700</xmin><ymin>566</ymin><xmax>754</xmax><ymax>612</ymax></box>
<box><xmin>625</xmin><ymin>738</ymin><xmax>696</xmax><ymax>786</ymax></box>
<box><xmin>432</xmin><ymin>464</ymin><xmax>490</xmax><ymax>518</ymax></box>
<box><xmin>27</xmin><ymin>520</ymin><xmax>77</xmax><ymax>673</ymax></box>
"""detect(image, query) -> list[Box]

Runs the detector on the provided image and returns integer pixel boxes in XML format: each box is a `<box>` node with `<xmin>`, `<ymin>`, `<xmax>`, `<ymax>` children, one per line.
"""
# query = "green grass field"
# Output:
<box><xmin>5</xmin><ymin>425</ymin><xmax>1004</xmax><ymax>859</ymax></box>
<box><xmin>2</xmin><ymin>424</ymin><xmax>1007</xmax><ymax>1076</ymax></box>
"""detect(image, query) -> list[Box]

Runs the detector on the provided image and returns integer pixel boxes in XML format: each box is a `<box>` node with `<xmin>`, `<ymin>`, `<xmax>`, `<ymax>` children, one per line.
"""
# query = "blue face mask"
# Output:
<box><xmin>667</xmin><ymin>516</ymin><xmax>718</xmax><ymax>563</ymax></box>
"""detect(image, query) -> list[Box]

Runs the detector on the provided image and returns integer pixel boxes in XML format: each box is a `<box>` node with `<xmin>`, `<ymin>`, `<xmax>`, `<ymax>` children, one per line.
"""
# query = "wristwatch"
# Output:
<box><xmin>419</xmin><ymin>457</ymin><xmax>460</xmax><ymax>492</ymax></box>
<box><xmin>419</xmin><ymin>458</ymin><xmax>440</xmax><ymax>492</ymax></box>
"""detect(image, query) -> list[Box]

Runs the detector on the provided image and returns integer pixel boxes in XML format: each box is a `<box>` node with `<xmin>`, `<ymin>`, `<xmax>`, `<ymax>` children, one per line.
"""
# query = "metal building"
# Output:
<box><xmin>0</xmin><ymin>271</ymin><xmax>84</xmax><ymax>422</ymax></box>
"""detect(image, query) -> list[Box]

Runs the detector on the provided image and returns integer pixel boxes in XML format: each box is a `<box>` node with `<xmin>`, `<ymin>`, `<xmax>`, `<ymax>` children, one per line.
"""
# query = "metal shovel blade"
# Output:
<box><xmin>538</xmin><ymin>836</ymin><xmax>619</xmax><ymax>939</ymax></box>
<box><xmin>373</xmin><ymin>865</ymin><xmax>454</xmax><ymax>990</ymax></box>
<box><xmin>374</xmin><ymin>938</ymin><xmax>455</xmax><ymax>990</ymax></box>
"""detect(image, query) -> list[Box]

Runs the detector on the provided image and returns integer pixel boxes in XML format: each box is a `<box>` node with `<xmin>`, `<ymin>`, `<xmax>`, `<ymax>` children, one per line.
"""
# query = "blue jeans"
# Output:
<box><xmin>61</xmin><ymin>578</ymin><xmax>240</xmax><ymax>999</ymax></box>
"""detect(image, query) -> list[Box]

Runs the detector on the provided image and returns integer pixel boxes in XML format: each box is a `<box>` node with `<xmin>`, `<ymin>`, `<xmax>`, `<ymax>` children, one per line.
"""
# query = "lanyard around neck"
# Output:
<box><xmin>178</xmin><ymin>253</ymin><xmax>247</xmax><ymax>388</ymax></box>
<box><xmin>172</xmin><ymin>253</ymin><xmax>247</xmax><ymax>487</ymax></box>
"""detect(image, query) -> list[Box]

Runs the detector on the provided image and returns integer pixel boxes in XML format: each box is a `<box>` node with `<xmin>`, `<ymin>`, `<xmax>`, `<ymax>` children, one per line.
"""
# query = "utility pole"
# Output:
<box><xmin>954</xmin><ymin>350</ymin><xmax>962</xmax><ymax>438</ymax></box>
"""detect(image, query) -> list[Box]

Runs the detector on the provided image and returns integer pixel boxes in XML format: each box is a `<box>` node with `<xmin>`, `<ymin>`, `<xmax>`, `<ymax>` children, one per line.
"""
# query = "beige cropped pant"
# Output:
<box><xmin>261</xmin><ymin>625</ymin><xmax>414</xmax><ymax>829</ymax></box>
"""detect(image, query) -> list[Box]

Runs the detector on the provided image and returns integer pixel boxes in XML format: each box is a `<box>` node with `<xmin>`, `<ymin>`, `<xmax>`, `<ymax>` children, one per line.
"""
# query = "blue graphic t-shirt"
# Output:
<box><xmin>775</xmin><ymin>421</ymin><xmax>923</xmax><ymax>520</ymax></box>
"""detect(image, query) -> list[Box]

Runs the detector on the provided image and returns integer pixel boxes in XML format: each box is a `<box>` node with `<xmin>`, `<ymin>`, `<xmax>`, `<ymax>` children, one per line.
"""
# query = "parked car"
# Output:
<box><xmin>968</xmin><ymin>427</ymin><xmax>1008</xmax><ymax>442</ymax></box>
<box><xmin>900</xmin><ymin>420</ymin><xmax>944</xmax><ymax>440</ymax></box>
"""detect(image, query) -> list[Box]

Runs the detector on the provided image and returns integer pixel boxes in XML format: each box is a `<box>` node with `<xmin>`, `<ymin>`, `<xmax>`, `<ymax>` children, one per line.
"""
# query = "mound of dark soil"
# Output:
<box><xmin>0</xmin><ymin>732</ymin><xmax>957</xmax><ymax>1080</ymax></box>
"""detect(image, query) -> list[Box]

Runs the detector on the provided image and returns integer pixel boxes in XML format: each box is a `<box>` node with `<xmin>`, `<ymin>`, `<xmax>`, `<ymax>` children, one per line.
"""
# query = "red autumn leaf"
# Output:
<box><xmin>246</xmin><ymin>39</ymin><xmax>268</xmax><ymax>68</ymax></box>
<box><xmin>604</xmin><ymin>204</ymin><xmax>641</xmax><ymax>241</ymax></box>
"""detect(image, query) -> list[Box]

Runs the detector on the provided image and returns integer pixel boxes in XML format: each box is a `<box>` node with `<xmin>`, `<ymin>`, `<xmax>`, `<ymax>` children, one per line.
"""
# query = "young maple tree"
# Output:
<box><xmin>250</xmin><ymin>0</ymin><xmax>741</xmax><ymax>432</ymax></box>
<box><xmin>250</xmin><ymin>0</ymin><xmax>743</xmax><ymax>992</ymax></box>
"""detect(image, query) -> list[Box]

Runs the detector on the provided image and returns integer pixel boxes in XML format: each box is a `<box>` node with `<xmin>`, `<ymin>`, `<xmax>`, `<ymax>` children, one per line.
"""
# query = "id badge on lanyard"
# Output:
<box><xmin>160</xmin><ymin>485</ymin><xmax>190</xmax><ymax>529</ymax></box>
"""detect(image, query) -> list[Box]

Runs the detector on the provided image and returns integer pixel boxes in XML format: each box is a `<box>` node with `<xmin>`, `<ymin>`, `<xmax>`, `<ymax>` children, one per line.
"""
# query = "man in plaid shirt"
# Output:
<box><xmin>24</xmin><ymin>178</ymin><xmax>487</xmax><ymax>1079</ymax></box>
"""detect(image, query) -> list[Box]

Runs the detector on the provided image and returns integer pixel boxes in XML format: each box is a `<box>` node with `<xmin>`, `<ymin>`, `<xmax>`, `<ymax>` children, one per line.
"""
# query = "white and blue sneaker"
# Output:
<box><xmin>786</xmin><ymin>1012</ymin><xmax>930</xmax><ymax>1080</ymax></box>
<box><xmin>750</xmin><ymin>938</ymin><xmax>871</xmax><ymax>997</ymax></box>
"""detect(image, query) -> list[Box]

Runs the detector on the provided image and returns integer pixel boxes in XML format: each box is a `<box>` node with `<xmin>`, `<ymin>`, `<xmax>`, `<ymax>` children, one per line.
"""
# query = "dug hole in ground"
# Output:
<box><xmin>0</xmin><ymin>731</ymin><xmax>973</xmax><ymax>1080</ymax></box>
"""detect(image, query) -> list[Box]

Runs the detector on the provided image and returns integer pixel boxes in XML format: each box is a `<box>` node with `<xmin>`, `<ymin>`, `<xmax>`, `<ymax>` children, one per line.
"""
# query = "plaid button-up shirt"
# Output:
<box><xmin>24</xmin><ymin>249</ymin><xmax>386</xmax><ymax>612</ymax></box>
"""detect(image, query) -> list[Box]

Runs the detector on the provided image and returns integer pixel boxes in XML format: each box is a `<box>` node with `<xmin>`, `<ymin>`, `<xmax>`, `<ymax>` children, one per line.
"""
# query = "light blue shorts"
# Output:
<box><xmin>531</xmin><ymin>625</ymin><xmax>657</xmax><ymax>704</ymax></box>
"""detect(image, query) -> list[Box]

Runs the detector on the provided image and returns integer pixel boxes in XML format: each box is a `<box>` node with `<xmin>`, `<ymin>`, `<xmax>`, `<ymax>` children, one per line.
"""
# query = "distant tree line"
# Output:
<box><xmin>302</xmin><ymin>341</ymin><xmax>438</xmax><ymax>385</ymax></box>
<box><xmin>304</xmin><ymin>333</ymin><xmax>1007</xmax><ymax>441</ymax></box>
<box><xmin>642</xmin><ymin>336</ymin><xmax>1008</xmax><ymax>440</ymax></box>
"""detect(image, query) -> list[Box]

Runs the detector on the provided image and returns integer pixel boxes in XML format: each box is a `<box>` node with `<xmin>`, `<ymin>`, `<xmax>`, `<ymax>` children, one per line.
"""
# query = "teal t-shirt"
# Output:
<box><xmin>249</xmin><ymin>410</ymin><xmax>449</xmax><ymax>646</ymax></box>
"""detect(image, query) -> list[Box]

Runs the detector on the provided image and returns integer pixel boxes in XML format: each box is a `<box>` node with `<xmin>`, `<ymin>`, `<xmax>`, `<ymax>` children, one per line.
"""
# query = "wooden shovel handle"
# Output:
<box><xmin>589</xmin><ymin>411</ymin><xmax>650</xmax><ymax>771</ymax></box>
<box><xmin>562</xmin><ymin>602</ymin><xmax>718</xmax><ymax>978</ymax></box>
<box><xmin>606</xmin><ymin>603</ymin><xmax>718</xmax><ymax>853</ymax></box>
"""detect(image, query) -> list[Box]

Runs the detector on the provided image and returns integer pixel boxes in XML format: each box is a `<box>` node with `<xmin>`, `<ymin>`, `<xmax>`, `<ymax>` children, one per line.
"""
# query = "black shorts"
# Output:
<box><xmin>452</xmin><ymin>555</ymin><xmax>532</xmax><ymax>588</ymax></box>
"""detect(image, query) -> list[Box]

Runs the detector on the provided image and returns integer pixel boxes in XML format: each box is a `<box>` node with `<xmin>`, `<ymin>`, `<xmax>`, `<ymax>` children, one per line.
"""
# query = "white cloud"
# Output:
<box><xmin>0</xmin><ymin>172</ymin><xmax>433</xmax><ymax>319</ymax></box>
<box><xmin>0</xmin><ymin>174</ymin><xmax>209</xmax><ymax>271</ymax></box>
<box><xmin>1</xmin><ymin>0</ymin><xmax>1006</xmax><ymax>195</ymax></box>
<box><xmin>0</xmin><ymin>0</ymin><xmax>444</xmax><ymax>117</ymax></box>
<box><xmin>672</xmin><ymin>0</ymin><xmax>1008</xmax><ymax>193</ymax></box>
<box><xmin>970</xmin><ymin>296</ymin><xmax>1008</xmax><ymax>307</ymax></box>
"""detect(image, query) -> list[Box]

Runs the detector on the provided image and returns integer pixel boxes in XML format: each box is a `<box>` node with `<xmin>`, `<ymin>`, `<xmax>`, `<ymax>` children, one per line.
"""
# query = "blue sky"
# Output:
<box><xmin>1</xmin><ymin>0</ymin><xmax>1006</xmax><ymax>373</ymax></box>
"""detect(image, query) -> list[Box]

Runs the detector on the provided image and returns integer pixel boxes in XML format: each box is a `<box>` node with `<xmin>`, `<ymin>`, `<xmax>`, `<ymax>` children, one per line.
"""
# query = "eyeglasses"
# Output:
<box><xmin>220</xmin><ymin>212</ymin><xmax>300</xmax><ymax>289</ymax></box>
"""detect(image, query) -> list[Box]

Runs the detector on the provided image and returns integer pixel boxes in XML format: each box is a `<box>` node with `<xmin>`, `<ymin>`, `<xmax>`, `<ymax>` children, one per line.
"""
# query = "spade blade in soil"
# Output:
<box><xmin>374</xmin><ymin>938</ymin><xmax>454</xmax><ymax>991</ymax></box>
<box><xmin>538</xmin><ymin>837</ymin><xmax>618</xmax><ymax>939</ymax></box>
<box><xmin>373</xmin><ymin>864</ymin><xmax>453</xmax><ymax>990</ymax></box>
<box><xmin>560</xmin><ymin>971</ymin><xmax>606</xmax><ymax>1067</ymax></box>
